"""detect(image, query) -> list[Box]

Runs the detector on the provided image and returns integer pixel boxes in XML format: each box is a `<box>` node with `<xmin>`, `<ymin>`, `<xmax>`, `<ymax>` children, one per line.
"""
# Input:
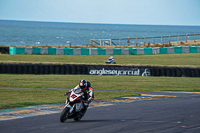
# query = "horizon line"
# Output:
<box><xmin>0</xmin><ymin>19</ymin><xmax>200</xmax><ymax>27</ymax></box>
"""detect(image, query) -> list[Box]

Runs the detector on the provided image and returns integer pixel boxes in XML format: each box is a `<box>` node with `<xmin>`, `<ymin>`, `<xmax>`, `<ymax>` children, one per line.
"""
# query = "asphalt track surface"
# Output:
<box><xmin>1</xmin><ymin>91</ymin><xmax>200</xmax><ymax>133</ymax></box>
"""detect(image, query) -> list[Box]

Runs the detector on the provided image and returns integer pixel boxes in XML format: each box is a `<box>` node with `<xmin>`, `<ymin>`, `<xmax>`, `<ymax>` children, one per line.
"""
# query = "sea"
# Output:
<box><xmin>0</xmin><ymin>20</ymin><xmax>200</xmax><ymax>46</ymax></box>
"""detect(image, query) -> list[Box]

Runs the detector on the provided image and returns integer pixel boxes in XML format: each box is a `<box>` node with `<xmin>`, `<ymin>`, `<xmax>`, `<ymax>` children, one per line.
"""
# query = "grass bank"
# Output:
<box><xmin>0</xmin><ymin>53</ymin><xmax>200</xmax><ymax>110</ymax></box>
<box><xmin>0</xmin><ymin>88</ymin><xmax>138</xmax><ymax>110</ymax></box>
<box><xmin>0</xmin><ymin>53</ymin><xmax>200</xmax><ymax>67</ymax></box>
<box><xmin>0</xmin><ymin>74</ymin><xmax>199</xmax><ymax>110</ymax></box>
<box><xmin>0</xmin><ymin>74</ymin><xmax>199</xmax><ymax>92</ymax></box>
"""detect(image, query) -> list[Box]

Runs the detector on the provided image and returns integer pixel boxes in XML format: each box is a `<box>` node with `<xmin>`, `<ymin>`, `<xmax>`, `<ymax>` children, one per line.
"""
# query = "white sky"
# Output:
<box><xmin>0</xmin><ymin>0</ymin><xmax>200</xmax><ymax>25</ymax></box>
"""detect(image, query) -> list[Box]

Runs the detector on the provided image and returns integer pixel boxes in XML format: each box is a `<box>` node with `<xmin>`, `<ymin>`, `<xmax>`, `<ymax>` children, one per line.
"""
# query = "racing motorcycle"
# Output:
<box><xmin>60</xmin><ymin>90</ymin><xmax>88</xmax><ymax>122</ymax></box>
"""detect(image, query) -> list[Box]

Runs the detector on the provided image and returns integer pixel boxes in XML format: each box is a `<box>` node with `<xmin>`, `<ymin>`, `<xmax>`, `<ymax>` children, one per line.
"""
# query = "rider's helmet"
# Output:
<box><xmin>79</xmin><ymin>79</ymin><xmax>87</xmax><ymax>92</ymax></box>
<box><xmin>109</xmin><ymin>56</ymin><xmax>114</xmax><ymax>60</ymax></box>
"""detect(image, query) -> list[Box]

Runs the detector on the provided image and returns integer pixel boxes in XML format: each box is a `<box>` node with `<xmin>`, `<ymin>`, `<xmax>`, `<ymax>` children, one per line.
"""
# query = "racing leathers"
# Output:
<box><xmin>67</xmin><ymin>81</ymin><xmax>94</xmax><ymax>116</ymax></box>
<box><xmin>70</xmin><ymin>81</ymin><xmax>94</xmax><ymax>104</ymax></box>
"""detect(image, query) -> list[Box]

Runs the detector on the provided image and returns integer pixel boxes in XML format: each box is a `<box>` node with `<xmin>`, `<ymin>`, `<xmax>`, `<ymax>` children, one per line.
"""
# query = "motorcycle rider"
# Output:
<box><xmin>108</xmin><ymin>56</ymin><xmax>114</xmax><ymax>63</ymax></box>
<box><xmin>105</xmin><ymin>56</ymin><xmax>116</xmax><ymax>64</ymax></box>
<box><xmin>66</xmin><ymin>79</ymin><xmax>94</xmax><ymax>116</ymax></box>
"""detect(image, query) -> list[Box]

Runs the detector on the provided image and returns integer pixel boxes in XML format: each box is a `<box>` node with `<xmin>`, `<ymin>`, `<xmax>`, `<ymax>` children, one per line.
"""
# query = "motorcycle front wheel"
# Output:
<box><xmin>60</xmin><ymin>107</ymin><xmax>70</xmax><ymax>122</ymax></box>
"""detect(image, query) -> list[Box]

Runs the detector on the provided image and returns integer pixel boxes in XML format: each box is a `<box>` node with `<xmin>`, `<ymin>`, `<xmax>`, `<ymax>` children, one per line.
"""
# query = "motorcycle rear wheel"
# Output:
<box><xmin>60</xmin><ymin>107</ymin><xmax>70</xmax><ymax>122</ymax></box>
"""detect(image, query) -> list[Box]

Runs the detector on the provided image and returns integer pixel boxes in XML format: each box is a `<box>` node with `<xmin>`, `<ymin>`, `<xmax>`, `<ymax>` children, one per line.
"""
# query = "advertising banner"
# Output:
<box><xmin>88</xmin><ymin>66</ymin><xmax>151</xmax><ymax>76</ymax></box>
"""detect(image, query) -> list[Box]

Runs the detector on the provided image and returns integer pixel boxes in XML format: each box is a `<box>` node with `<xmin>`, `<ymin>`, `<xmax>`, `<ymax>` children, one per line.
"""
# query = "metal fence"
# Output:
<box><xmin>90</xmin><ymin>34</ymin><xmax>200</xmax><ymax>46</ymax></box>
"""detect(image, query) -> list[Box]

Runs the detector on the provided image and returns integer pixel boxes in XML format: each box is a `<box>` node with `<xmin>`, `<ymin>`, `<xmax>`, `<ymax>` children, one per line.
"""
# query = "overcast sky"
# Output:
<box><xmin>0</xmin><ymin>0</ymin><xmax>200</xmax><ymax>26</ymax></box>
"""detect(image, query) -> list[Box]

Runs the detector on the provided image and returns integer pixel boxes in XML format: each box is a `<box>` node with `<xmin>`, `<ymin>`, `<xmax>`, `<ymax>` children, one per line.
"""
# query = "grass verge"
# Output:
<box><xmin>0</xmin><ymin>74</ymin><xmax>199</xmax><ymax>92</ymax></box>
<box><xmin>1</xmin><ymin>74</ymin><xmax>199</xmax><ymax>110</ymax></box>
<box><xmin>0</xmin><ymin>88</ymin><xmax>138</xmax><ymax>110</ymax></box>
<box><xmin>0</xmin><ymin>53</ymin><xmax>200</xmax><ymax>67</ymax></box>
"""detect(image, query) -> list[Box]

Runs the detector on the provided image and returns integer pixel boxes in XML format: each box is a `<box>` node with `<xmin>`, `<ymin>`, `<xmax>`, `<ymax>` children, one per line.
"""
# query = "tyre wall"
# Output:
<box><xmin>0</xmin><ymin>47</ymin><xmax>9</xmax><ymax>54</ymax></box>
<box><xmin>0</xmin><ymin>63</ymin><xmax>199</xmax><ymax>77</ymax></box>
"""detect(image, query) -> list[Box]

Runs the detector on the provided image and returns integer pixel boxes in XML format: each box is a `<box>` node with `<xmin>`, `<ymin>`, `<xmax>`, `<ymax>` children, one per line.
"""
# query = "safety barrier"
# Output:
<box><xmin>9</xmin><ymin>46</ymin><xmax>200</xmax><ymax>55</ymax></box>
<box><xmin>0</xmin><ymin>63</ymin><xmax>199</xmax><ymax>77</ymax></box>
<box><xmin>0</xmin><ymin>47</ymin><xmax>9</xmax><ymax>54</ymax></box>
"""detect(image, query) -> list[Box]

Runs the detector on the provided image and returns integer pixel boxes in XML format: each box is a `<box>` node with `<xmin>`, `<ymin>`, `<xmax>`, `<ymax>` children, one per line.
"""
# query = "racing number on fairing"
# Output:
<box><xmin>71</xmin><ymin>94</ymin><xmax>77</xmax><ymax>99</ymax></box>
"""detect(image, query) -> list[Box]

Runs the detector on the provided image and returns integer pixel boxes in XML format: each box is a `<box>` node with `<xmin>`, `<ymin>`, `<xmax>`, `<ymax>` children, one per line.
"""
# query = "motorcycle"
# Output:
<box><xmin>60</xmin><ymin>90</ymin><xmax>88</xmax><ymax>122</ymax></box>
<box><xmin>105</xmin><ymin>56</ymin><xmax>116</xmax><ymax>64</ymax></box>
<box><xmin>105</xmin><ymin>60</ymin><xmax>116</xmax><ymax>64</ymax></box>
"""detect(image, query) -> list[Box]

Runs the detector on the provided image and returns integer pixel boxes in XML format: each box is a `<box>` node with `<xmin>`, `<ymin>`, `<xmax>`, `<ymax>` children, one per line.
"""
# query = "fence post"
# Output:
<box><xmin>100</xmin><ymin>39</ymin><xmax>102</xmax><ymax>46</ymax></box>
<box><xmin>194</xmin><ymin>34</ymin><xmax>196</xmax><ymax>42</ymax></box>
<box><xmin>186</xmin><ymin>35</ymin><xmax>187</xmax><ymax>42</ymax></box>
<box><xmin>136</xmin><ymin>38</ymin><xmax>137</xmax><ymax>46</ymax></box>
<box><xmin>161</xmin><ymin>36</ymin><xmax>163</xmax><ymax>44</ymax></box>
<box><xmin>128</xmin><ymin>38</ymin><xmax>130</xmax><ymax>46</ymax></box>
<box><xmin>153</xmin><ymin>37</ymin><xmax>154</xmax><ymax>44</ymax></box>
<box><xmin>177</xmin><ymin>35</ymin><xmax>179</xmax><ymax>43</ymax></box>
<box><xmin>110</xmin><ymin>39</ymin><xmax>112</xmax><ymax>46</ymax></box>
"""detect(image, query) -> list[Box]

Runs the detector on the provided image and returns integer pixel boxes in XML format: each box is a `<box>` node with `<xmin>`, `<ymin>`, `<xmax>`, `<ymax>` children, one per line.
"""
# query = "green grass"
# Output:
<box><xmin>0</xmin><ymin>88</ymin><xmax>138</xmax><ymax>110</ymax></box>
<box><xmin>0</xmin><ymin>74</ymin><xmax>199</xmax><ymax>92</ymax></box>
<box><xmin>0</xmin><ymin>74</ymin><xmax>199</xmax><ymax>110</ymax></box>
<box><xmin>0</xmin><ymin>53</ymin><xmax>200</xmax><ymax>67</ymax></box>
<box><xmin>0</xmin><ymin>53</ymin><xmax>200</xmax><ymax>110</ymax></box>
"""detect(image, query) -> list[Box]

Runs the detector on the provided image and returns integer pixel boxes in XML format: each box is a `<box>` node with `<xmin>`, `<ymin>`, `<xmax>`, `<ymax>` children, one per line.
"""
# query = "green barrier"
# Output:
<box><xmin>160</xmin><ymin>47</ymin><xmax>168</xmax><ymax>54</ymax></box>
<box><xmin>8</xmin><ymin>46</ymin><xmax>200</xmax><ymax>55</ymax></box>
<box><xmin>129</xmin><ymin>48</ymin><xmax>137</xmax><ymax>55</ymax></box>
<box><xmin>174</xmin><ymin>46</ymin><xmax>182</xmax><ymax>53</ymax></box>
<box><xmin>98</xmin><ymin>48</ymin><xmax>106</xmax><ymax>55</ymax></box>
<box><xmin>16</xmin><ymin>47</ymin><xmax>25</xmax><ymax>54</ymax></box>
<box><xmin>48</xmin><ymin>48</ymin><xmax>56</xmax><ymax>55</ymax></box>
<box><xmin>113</xmin><ymin>48</ymin><xmax>121</xmax><ymax>55</ymax></box>
<box><xmin>33</xmin><ymin>47</ymin><xmax>41</xmax><ymax>54</ymax></box>
<box><xmin>144</xmin><ymin>48</ymin><xmax>152</xmax><ymax>55</ymax></box>
<box><xmin>64</xmin><ymin>48</ymin><xmax>73</xmax><ymax>55</ymax></box>
<box><xmin>189</xmin><ymin>46</ymin><xmax>197</xmax><ymax>53</ymax></box>
<box><xmin>81</xmin><ymin>48</ymin><xmax>89</xmax><ymax>55</ymax></box>
<box><xmin>9</xmin><ymin>47</ymin><xmax>16</xmax><ymax>55</ymax></box>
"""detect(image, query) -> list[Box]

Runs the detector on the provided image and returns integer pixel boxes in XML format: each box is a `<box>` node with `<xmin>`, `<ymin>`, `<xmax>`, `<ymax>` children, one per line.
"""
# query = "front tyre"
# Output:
<box><xmin>74</xmin><ymin>112</ymin><xmax>83</xmax><ymax>121</ymax></box>
<box><xmin>74</xmin><ymin>116</ymin><xmax>82</xmax><ymax>121</ymax></box>
<box><xmin>60</xmin><ymin>107</ymin><xmax>70</xmax><ymax>122</ymax></box>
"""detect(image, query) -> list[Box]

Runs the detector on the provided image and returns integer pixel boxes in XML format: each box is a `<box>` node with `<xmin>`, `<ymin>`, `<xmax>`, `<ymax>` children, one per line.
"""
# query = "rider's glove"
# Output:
<box><xmin>64</xmin><ymin>92</ymin><xmax>70</xmax><ymax>96</ymax></box>
<box><xmin>84</xmin><ymin>100</ymin><xmax>89</xmax><ymax>104</ymax></box>
<box><xmin>83</xmin><ymin>100</ymin><xmax>89</xmax><ymax>106</ymax></box>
